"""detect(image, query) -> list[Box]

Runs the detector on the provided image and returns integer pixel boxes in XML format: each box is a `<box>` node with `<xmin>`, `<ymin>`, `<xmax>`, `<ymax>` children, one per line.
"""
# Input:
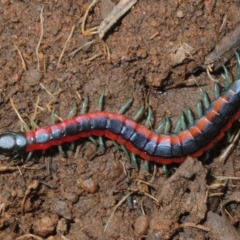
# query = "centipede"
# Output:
<box><xmin>1</xmin><ymin>58</ymin><xmax>240</xmax><ymax>165</ymax></box>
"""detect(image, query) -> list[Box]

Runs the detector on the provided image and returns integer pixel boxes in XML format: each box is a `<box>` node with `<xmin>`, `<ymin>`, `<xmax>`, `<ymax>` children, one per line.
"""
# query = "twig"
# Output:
<box><xmin>98</xmin><ymin>0</ymin><xmax>138</xmax><ymax>39</ymax></box>
<box><xmin>0</xmin><ymin>165</ymin><xmax>18</xmax><ymax>173</ymax></box>
<box><xmin>36</xmin><ymin>5</ymin><xmax>44</xmax><ymax>71</ymax></box>
<box><xmin>16</xmin><ymin>234</ymin><xmax>43</xmax><ymax>240</ymax></box>
<box><xmin>179</xmin><ymin>222</ymin><xmax>210</xmax><ymax>232</ymax></box>
<box><xmin>57</xmin><ymin>25</ymin><xmax>76</xmax><ymax>68</ymax></box>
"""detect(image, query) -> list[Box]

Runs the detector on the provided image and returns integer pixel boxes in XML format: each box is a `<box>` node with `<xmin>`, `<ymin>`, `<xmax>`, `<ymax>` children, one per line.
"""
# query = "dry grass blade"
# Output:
<box><xmin>104</xmin><ymin>191</ymin><xmax>136</xmax><ymax>232</ymax></box>
<box><xmin>57</xmin><ymin>25</ymin><xmax>76</xmax><ymax>68</ymax></box>
<box><xmin>36</xmin><ymin>5</ymin><xmax>44</xmax><ymax>71</ymax></box>
<box><xmin>81</xmin><ymin>0</ymin><xmax>99</xmax><ymax>36</ymax></box>
<box><xmin>13</xmin><ymin>43</ymin><xmax>27</xmax><ymax>71</ymax></box>
<box><xmin>10</xmin><ymin>98</ymin><xmax>29</xmax><ymax>131</ymax></box>
<box><xmin>68</xmin><ymin>40</ymin><xmax>96</xmax><ymax>57</ymax></box>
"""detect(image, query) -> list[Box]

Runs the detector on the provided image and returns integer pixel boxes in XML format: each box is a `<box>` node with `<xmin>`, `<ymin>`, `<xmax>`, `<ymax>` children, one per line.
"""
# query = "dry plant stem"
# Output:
<box><xmin>36</xmin><ymin>5</ymin><xmax>44</xmax><ymax>71</ymax></box>
<box><xmin>39</xmin><ymin>83</ymin><xmax>56</xmax><ymax>100</ymax></box>
<box><xmin>32</xmin><ymin>95</ymin><xmax>40</xmax><ymax>121</ymax></box>
<box><xmin>0</xmin><ymin>165</ymin><xmax>18</xmax><ymax>172</ymax></box>
<box><xmin>16</xmin><ymin>234</ymin><xmax>43</xmax><ymax>240</ymax></box>
<box><xmin>81</xmin><ymin>0</ymin><xmax>98</xmax><ymax>36</ymax></box>
<box><xmin>104</xmin><ymin>191</ymin><xmax>136</xmax><ymax>232</ymax></box>
<box><xmin>21</xmin><ymin>180</ymin><xmax>40</xmax><ymax>215</ymax></box>
<box><xmin>98</xmin><ymin>0</ymin><xmax>138</xmax><ymax>39</ymax></box>
<box><xmin>180</xmin><ymin>222</ymin><xmax>210</xmax><ymax>232</ymax></box>
<box><xmin>81</xmin><ymin>53</ymin><xmax>102</xmax><ymax>63</ymax></box>
<box><xmin>57</xmin><ymin>25</ymin><xmax>76</xmax><ymax>68</ymax></box>
<box><xmin>207</xmin><ymin>66</ymin><xmax>220</xmax><ymax>83</ymax></box>
<box><xmin>218</xmin><ymin>128</ymin><xmax>240</xmax><ymax>163</ymax></box>
<box><xmin>13</xmin><ymin>43</ymin><xmax>27</xmax><ymax>71</ymax></box>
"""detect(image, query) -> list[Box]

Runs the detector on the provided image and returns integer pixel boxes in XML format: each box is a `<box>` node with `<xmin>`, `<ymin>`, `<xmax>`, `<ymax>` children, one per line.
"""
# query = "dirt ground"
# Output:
<box><xmin>0</xmin><ymin>1</ymin><xmax>240</xmax><ymax>239</ymax></box>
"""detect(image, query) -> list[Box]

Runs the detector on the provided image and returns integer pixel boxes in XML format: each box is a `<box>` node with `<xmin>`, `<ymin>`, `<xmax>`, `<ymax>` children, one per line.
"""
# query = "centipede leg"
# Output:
<box><xmin>130</xmin><ymin>102</ymin><xmax>147</xmax><ymax>171</ymax></box>
<box><xmin>96</xmin><ymin>92</ymin><xmax>105</xmax><ymax>153</ymax></box>
<box><xmin>111</xmin><ymin>98</ymin><xmax>133</xmax><ymax>164</ymax></box>
<box><xmin>67</xmin><ymin>103</ymin><xmax>78</xmax><ymax>151</ymax></box>
<box><xmin>118</xmin><ymin>98</ymin><xmax>134</xmax><ymax>114</ymax></box>
<box><xmin>196</xmin><ymin>98</ymin><xmax>212</xmax><ymax>162</ymax></box>
<box><xmin>234</xmin><ymin>50</ymin><xmax>240</xmax><ymax>79</ymax></box>
<box><xmin>155</xmin><ymin>118</ymin><xmax>166</xmax><ymax>134</ymax></box>
<box><xmin>222</xmin><ymin>65</ymin><xmax>230</xmax><ymax>89</ymax></box>
<box><xmin>214</xmin><ymin>83</ymin><xmax>220</xmax><ymax>99</ymax></box>
<box><xmin>202</xmin><ymin>90</ymin><xmax>210</xmax><ymax>109</ymax></box>
<box><xmin>131</xmin><ymin>153</ymin><xmax>139</xmax><ymax>171</ymax></box>
<box><xmin>144</xmin><ymin>106</ymin><xmax>153</xmax><ymax>172</ymax></box>
<box><xmin>50</xmin><ymin>108</ymin><xmax>65</xmax><ymax>155</ymax></box>
<box><xmin>80</xmin><ymin>96</ymin><xmax>100</xmax><ymax>147</ymax></box>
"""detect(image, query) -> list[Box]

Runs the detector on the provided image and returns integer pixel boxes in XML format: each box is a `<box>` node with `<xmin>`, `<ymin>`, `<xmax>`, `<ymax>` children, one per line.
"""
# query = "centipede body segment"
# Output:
<box><xmin>0</xmin><ymin>79</ymin><xmax>240</xmax><ymax>165</ymax></box>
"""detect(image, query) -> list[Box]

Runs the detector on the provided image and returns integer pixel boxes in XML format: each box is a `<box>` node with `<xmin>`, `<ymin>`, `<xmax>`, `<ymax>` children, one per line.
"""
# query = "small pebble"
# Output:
<box><xmin>80</xmin><ymin>179</ymin><xmax>98</xmax><ymax>194</ymax></box>
<box><xmin>34</xmin><ymin>216</ymin><xmax>57</xmax><ymax>237</ymax></box>
<box><xmin>133</xmin><ymin>215</ymin><xmax>150</xmax><ymax>237</ymax></box>
<box><xmin>55</xmin><ymin>200</ymin><xmax>72</xmax><ymax>220</ymax></box>
<box><xmin>56</xmin><ymin>218</ymin><xmax>68</xmax><ymax>235</ymax></box>
<box><xmin>176</xmin><ymin>10</ymin><xmax>184</xmax><ymax>18</ymax></box>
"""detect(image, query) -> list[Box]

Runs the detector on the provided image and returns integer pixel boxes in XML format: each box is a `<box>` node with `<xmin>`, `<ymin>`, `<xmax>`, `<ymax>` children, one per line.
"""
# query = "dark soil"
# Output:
<box><xmin>0</xmin><ymin>1</ymin><xmax>240</xmax><ymax>240</ymax></box>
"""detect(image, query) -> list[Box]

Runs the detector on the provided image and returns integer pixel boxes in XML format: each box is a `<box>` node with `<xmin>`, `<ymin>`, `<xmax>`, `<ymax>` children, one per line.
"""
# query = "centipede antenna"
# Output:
<box><xmin>234</xmin><ymin>50</ymin><xmax>240</xmax><ymax>80</ymax></box>
<box><xmin>155</xmin><ymin>118</ymin><xmax>166</xmax><ymax>134</ymax></box>
<box><xmin>131</xmin><ymin>153</ymin><xmax>139</xmax><ymax>171</ymax></box>
<box><xmin>164</xmin><ymin>117</ymin><xmax>171</xmax><ymax>134</ymax></box>
<box><xmin>202</xmin><ymin>90</ymin><xmax>210</xmax><ymax>109</ymax></box>
<box><xmin>222</xmin><ymin>65</ymin><xmax>230</xmax><ymax>89</ymax></box>
<box><xmin>67</xmin><ymin>102</ymin><xmax>77</xmax><ymax>119</ymax></box>
<box><xmin>118</xmin><ymin>98</ymin><xmax>133</xmax><ymax>114</ymax></box>
<box><xmin>197</xmin><ymin>100</ymin><xmax>203</xmax><ymax>118</ymax></box>
<box><xmin>186</xmin><ymin>107</ymin><xmax>194</xmax><ymax>126</ymax></box>
<box><xmin>81</xmin><ymin>96</ymin><xmax>89</xmax><ymax>114</ymax></box>
<box><xmin>98</xmin><ymin>92</ymin><xmax>105</xmax><ymax>111</ymax></box>
<box><xmin>145</xmin><ymin>106</ymin><xmax>152</xmax><ymax>128</ymax></box>
<box><xmin>133</xmin><ymin>102</ymin><xmax>145</xmax><ymax>122</ymax></box>
<box><xmin>214</xmin><ymin>83</ymin><xmax>220</xmax><ymax>99</ymax></box>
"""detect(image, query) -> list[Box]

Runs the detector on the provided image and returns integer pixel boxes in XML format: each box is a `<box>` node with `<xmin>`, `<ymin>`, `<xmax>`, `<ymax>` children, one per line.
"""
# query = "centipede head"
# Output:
<box><xmin>0</xmin><ymin>132</ymin><xmax>27</xmax><ymax>154</ymax></box>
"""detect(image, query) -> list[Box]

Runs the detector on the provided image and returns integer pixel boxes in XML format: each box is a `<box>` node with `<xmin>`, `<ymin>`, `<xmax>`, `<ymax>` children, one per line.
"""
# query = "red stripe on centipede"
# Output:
<box><xmin>0</xmin><ymin>80</ymin><xmax>240</xmax><ymax>164</ymax></box>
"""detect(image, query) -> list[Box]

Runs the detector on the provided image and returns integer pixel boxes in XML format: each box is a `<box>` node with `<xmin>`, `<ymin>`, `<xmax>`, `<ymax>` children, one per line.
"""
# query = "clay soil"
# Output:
<box><xmin>0</xmin><ymin>1</ymin><xmax>240</xmax><ymax>240</ymax></box>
